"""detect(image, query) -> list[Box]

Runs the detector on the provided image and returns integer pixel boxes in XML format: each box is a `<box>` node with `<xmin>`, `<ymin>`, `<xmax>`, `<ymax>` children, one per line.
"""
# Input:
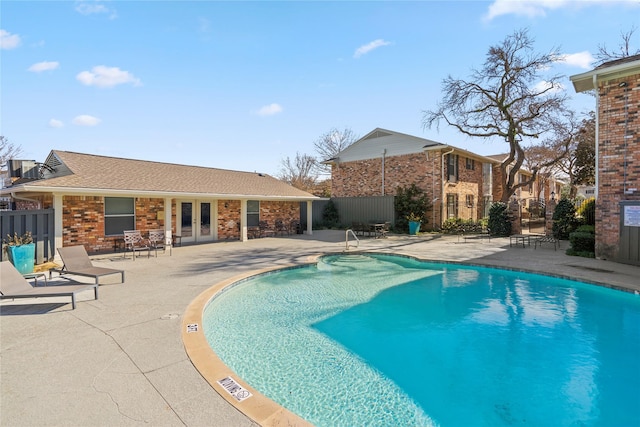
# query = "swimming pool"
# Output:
<box><xmin>201</xmin><ymin>253</ymin><xmax>640</xmax><ymax>426</ymax></box>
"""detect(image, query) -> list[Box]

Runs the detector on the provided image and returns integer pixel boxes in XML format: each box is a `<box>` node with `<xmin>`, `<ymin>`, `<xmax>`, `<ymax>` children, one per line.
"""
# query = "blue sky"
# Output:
<box><xmin>2</xmin><ymin>1</ymin><xmax>639</xmax><ymax>177</ymax></box>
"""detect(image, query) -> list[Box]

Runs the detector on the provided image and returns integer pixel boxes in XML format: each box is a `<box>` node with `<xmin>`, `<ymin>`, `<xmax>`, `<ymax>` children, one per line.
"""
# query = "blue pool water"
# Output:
<box><xmin>203</xmin><ymin>254</ymin><xmax>640</xmax><ymax>427</ymax></box>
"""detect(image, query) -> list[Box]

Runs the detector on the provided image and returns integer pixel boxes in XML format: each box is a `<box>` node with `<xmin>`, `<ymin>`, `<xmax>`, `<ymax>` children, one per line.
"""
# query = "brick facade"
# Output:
<box><xmin>44</xmin><ymin>196</ymin><xmax>300</xmax><ymax>252</ymax></box>
<box><xmin>332</xmin><ymin>150</ymin><xmax>490</xmax><ymax>229</ymax></box>
<box><xmin>596</xmin><ymin>75</ymin><xmax>640</xmax><ymax>260</ymax></box>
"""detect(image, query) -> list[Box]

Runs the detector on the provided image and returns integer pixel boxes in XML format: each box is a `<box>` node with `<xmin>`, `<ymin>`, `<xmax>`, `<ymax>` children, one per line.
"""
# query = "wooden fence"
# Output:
<box><xmin>0</xmin><ymin>209</ymin><xmax>55</xmax><ymax>264</ymax></box>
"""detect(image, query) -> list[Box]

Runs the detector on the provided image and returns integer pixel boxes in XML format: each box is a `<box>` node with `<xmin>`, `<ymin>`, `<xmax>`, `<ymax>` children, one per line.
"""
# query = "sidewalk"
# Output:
<box><xmin>2</xmin><ymin>230</ymin><xmax>638</xmax><ymax>426</ymax></box>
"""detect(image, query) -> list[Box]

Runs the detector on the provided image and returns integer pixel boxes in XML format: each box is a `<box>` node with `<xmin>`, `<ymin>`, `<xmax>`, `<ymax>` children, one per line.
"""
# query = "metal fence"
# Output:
<box><xmin>0</xmin><ymin>209</ymin><xmax>55</xmax><ymax>264</ymax></box>
<box><xmin>301</xmin><ymin>196</ymin><xmax>396</xmax><ymax>229</ymax></box>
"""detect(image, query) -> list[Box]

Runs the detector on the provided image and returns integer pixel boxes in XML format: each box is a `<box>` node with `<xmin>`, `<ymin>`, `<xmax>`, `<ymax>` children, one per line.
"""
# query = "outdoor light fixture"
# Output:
<box><xmin>551</xmin><ymin>191</ymin><xmax>556</xmax><ymax>201</ymax></box>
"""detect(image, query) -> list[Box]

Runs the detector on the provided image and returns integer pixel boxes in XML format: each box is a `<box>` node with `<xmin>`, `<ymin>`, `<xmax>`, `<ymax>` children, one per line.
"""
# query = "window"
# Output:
<box><xmin>466</xmin><ymin>194</ymin><xmax>475</xmax><ymax>207</ymax></box>
<box><xmin>447</xmin><ymin>154</ymin><xmax>459</xmax><ymax>182</ymax></box>
<box><xmin>446</xmin><ymin>194</ymin><xmax>458</xmax><ymax>219</ymax></box>
<box><xmin>247</xmin><ymin>200</ymin><xmax>260</xmax><ymax>227</ymax></box>
<box><xmin>466</xmin><ymin>158</ymin><xmax>475</xmax><ymax>170</ymax></box>
<box><xmin>105</xmin><ymin>197</ymin><xmax>135</xmax><ymax>236</ymax></box>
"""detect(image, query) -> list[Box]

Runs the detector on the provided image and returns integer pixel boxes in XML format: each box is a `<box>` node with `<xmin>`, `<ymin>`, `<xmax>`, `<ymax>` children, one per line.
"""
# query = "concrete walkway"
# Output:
<box><xmin>2</xmin><ymin>230</ymin><xmax>639</xmax><ymax>426</ymax></box>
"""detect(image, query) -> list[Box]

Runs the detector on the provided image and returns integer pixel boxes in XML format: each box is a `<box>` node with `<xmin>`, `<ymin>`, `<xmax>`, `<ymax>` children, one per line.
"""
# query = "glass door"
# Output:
<box><xmin>178</xmin><ymin>201</ymin><xmax>214</xmax><ymax>243</ymax></box>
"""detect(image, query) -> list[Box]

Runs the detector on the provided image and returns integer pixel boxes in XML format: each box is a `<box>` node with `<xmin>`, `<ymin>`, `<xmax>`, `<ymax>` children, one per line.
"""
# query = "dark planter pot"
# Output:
<box><xmin>409</xmin><ymin>221</ymin><xmax>421</xmax><ymax>235</ymax></box>
<box><xmin>7</xmin><ymin>243</ymin><xmax>35</xmax><ymax>274</ymax></box>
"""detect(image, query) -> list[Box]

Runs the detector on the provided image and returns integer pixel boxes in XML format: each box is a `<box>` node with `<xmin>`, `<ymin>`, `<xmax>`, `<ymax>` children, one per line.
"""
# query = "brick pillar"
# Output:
<box><xmin>509</xmin><ymin>198</ymin><xmax>522</xmax><ymax>234</ymax></box>
<box><xmin>545</xmin><ymin>199</ymin><xmax>556</xmax><ymax>236</ymax></box>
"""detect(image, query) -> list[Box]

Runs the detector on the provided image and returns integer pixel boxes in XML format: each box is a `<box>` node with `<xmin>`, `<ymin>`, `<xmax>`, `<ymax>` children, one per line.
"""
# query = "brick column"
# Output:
<box><xmin>545</xmin><ymin>199</ymin><xmax>556</xmax><ymax>236</ymax></box>
<box><xmin>509</xmin><ymin>198</ymin><xmax>521</xmax><ymax>234</ymax></box>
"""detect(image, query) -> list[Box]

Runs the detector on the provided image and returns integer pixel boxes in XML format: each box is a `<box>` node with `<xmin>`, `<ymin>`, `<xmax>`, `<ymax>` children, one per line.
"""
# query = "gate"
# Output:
<box><xmin>619</xmin><ymin>201</ymin><xmax>640</xmax><ymax>266</ymax></box>
<box><xmin>0</xmin><ymin>209</ymin><xmax>55</xmax><ymax>264</ymax></box>
<box><xmin>520</xmin><ymin>198</ymin><xmax>546</xmax><ymax>234</ymax></box>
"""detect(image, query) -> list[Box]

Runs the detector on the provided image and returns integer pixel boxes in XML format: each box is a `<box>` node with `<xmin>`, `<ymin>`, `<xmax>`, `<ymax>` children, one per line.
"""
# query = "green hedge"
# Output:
<box><xmin>566</xmin><ymin>231</ymin><xmax>595</xmax><ymax>257</ymax></box>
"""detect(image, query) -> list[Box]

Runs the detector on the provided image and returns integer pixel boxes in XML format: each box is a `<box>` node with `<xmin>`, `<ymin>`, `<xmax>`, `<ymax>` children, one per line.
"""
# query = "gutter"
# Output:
<box><xmin>11</xmin><ymin>192</ymin><xmax>42</xmax><ymax>209</ymax></box>
<box><xmin>2</xmin><ymin>186</ymin><xmax>319</xmax><ymax>202</ymax></box>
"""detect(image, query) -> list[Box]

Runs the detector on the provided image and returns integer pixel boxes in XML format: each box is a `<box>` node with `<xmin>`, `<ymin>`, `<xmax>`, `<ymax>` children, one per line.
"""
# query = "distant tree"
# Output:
<box><xmin>573</xmin><ymin>112</ymin><xmax>596</xmax><ymax>187</ymax></box>
<box><xmin>524</xmin><ymin>112</ymin><xmax>595</xmax><ymax>198</ymax></box>
<box><xmin>423</xmin><ymin>29</ymin><xmax>572</xmax><ymax>203</ymax></box>
<box><xmin>277</xmin><ymin>152</ymin><xmax>318</xmax><ymax>194</ymax></box>
<box><xmin>313</xmin><ymin>127</ymin><xmax>359</xmax><ymax>175</ymax></box>
<box><xmin>594</xmin><ymin>26</ymin><xmax>639</xmax><ymax>65</ymax></box>
<box><xmin>0</xmin><ymin>136</ymin><xmax>23</xmax><ymax>171</ymax></box>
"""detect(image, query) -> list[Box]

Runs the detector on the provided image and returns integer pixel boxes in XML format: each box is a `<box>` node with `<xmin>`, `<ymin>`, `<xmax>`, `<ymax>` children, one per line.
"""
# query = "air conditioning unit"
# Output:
<box><xmin>8</xmin><ymin>160</ymin><xmax>39</xmax><ymax>179</ymax></box>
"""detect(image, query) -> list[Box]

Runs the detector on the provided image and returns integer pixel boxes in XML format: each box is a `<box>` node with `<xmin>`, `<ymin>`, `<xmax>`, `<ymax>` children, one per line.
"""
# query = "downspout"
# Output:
<box><xmin>594</xmin><ymin>74</ymin><xmax>599</xmax><ymax>200</ymax></box>
<box><xmin>441</xmin><ymin>147</ymin><xmax>455</xmax><ymax>227</ymax></box>
<box><xmin>381</xmin><ymin>149</ymin><xmax>387</xmax><ymax>196</ymax></box>
<box><xmin>11</xmin><ymin>192</ymin><xmax>42</xmax><ymax>209</ymax></box>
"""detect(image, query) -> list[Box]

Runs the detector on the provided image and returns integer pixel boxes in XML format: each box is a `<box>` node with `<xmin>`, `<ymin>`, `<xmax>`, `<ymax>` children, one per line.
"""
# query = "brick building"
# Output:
<box><xmin>571</xmin><ymin>55</ymin><xmax>640</xmax><ymax>264</ymax></box>
<box><xmin>1</xmin><ymin>151</ymin><xmax>317</xmax><ymax>253</ymax></box>
<box><xmin>326</xmin><ymin>128</ymin><xmax>556</xmax><ymax>231</ymax></box>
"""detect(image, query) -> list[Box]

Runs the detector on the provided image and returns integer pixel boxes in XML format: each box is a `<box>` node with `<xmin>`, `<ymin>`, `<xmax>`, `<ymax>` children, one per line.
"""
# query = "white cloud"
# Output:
<box><xmin>256</xmin><ymin>103</ymin><xmax>283</xmax><ymax>116</ymax></box>
<box><xmin>75</xmin><ymin>1</ymin><xmax>117</xmax><ymax>19</ymax></box>
<box><xmin>76</xmin><ymin>65</ymin><xmax>141</xmax><ymax>88</ymax></box>
<box><xmin>353</xmin><ymin>39</ymin><xmax>392</xmax><ymax>59</ymax></box>
<box><xmin>484</xmin><ymin>0</ymin><xmax>568</xmax><ymax>21</ymax></box>
<box><xmin>0</xmin><ymin>29</ymin><xmax>21</xmax><ymax>49</ymax></box>
<box><xmin>28</xmin><ymin>61</ymin><xmax>60</xmax><ymax>72</ymax></box>
<box><xmin>72</xmin><ymin>115</ymin><xmax>101</xmax><ymax>126</ymax></box>
<box><xmin>49</xmin><ymin>119</ymin><xmax>64</xmax><ymax>128</ymax></box>
<box><xmin>557</xmin><ymin>51</ymin><xmax>595</xmax><ymax>69</ymax></box>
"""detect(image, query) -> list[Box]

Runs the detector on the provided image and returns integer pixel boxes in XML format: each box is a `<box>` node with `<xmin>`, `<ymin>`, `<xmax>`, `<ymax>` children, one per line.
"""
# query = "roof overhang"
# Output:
<box><xmin>424</xmin><ymin>144</ymin><xmax>500</xmax><ymax>164</ymax></box>
<box><xmin>0</xmin><ymin>184</ymin><xmax>319</xmax><ymax>202</ymax></box>
<box><xmin>570</xmin><ymin>57</ymin><xmax>640</xmax><ymax>93</ymax></box>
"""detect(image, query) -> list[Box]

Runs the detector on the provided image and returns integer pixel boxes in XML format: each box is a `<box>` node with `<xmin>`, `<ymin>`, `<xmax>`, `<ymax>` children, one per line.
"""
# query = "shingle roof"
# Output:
<box><xmin>12</xmin><ymin>150</ymin><xmax>318</xmax><ymax>200</ymax></box>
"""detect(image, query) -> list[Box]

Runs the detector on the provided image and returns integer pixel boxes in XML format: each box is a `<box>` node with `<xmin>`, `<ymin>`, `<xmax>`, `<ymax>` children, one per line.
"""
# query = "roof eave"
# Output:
<box><xmin>0</xmin><ymin>185</ymin><xmax>319</xmax><ymax>201</ymax></box>
<box><xmin>570</xmin><ymin>58</ymin><xmax>640</xmax><ymax>93</ymax></box>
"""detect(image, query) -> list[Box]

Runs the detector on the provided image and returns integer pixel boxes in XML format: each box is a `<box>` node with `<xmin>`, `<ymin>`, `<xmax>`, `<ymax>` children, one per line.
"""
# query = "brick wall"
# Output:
<box><xmin>62</xmin><ymin>196</ymin><xmax>167</xmax><ymax>252</ymax></box>
<box><xmin>331</xmin><ymin>151</ymin><xmax>491</xmax><ymax>228</ymax></box>
<box><xmin>596</xmin><ymin>74</ymin><xmax>640</xmax><ymax>260</ymax></box>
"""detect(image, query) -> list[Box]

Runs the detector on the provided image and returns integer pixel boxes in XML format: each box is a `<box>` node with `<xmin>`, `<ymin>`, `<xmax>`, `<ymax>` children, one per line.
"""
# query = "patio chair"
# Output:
<box><xmin>123</xmin><ymin>230</ymin><xmax>151</xmax><ymax>260</ymax></box>
<box><xmin>148</xmin><ymin>229</ymin><xmax>171</xmax><ymax>256</ymax></box>
<box><xmin>289</xmin><ymin>220</ymin><xmax>301</xmax><ymax>235</ymax></box>
<box><xmin>1</xmin><ymin>261</ymin><xmax>98</xmax><ymax>310</ymax></box>
<box><xmin>258</xmin><ymin>221</ymin><xmax>276</xmax><ymax>238</ymax></box>
<box><xmin>52</xmin><ymin>245</ymin><xmax>125</xmax><ymax>285</ymax></box>
<box><xmin>274</xmin><ymin>219</ymin><xmax>289</xmax><ymax>236</ymax></box>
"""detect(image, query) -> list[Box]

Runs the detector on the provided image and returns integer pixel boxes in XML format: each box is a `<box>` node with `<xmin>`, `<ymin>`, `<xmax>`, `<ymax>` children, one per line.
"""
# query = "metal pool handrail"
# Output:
<box><xmin>345</xmin><ymin>229</ymin><xmax>360</xmax><ymax>250</ymax></box>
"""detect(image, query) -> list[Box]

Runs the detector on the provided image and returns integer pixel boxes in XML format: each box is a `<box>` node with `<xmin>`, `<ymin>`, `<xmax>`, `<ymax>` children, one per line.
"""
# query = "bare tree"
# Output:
<box><xmin>423</xmin><ymin>29</ymin><xmax>572</xmax><ymax>202</ymax></box>
<box><xmin>0</xmin><ymin>136</ymin><xmax>23</xmax><ymax>171</ymax></box>
<box><xmin>524</xmin><ymin>112</ymin><xmax>595</xmax><ymax>198</ymax></box>
<box><xmin>313</xmin><ymin>127</ymin><xmax>359</xmax><ymax>175</ymax></box>
<box><xmin>277</xmin><ymin>152</ymin><xmax>319</xmax><ymax>194</ymax></box>
<box><xmin>595</xmin><ymin>26</ymin><xmax>639</xmax><ymax>65</ymax></box>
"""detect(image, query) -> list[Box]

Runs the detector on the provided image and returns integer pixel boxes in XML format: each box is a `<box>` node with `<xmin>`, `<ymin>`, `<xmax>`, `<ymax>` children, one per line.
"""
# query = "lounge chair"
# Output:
<box><xmin>1</xmin><ymin>261</ymin><xmax>98</xmax><ymax>310</ymax></box>
<box><xmin>52</xmin><ymin>246</ymin><xmax>125</xmax><ymax>285</ymax></box>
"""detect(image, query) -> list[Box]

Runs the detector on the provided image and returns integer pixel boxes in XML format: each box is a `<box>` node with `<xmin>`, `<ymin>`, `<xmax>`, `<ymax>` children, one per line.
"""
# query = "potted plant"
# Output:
<box><xmin>3</xmin><ymin>231</ymin><xmax>35</xmax><ymax>274</ymax></box>
<box><xmin>406</xmin><ymin>213</ymin><xmax>423</xmax><ymax>235</ymax></box>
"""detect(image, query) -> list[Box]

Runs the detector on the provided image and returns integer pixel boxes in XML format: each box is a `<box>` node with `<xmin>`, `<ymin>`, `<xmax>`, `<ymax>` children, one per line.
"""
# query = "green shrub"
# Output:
<box><xmin>568</xmin><ymin>231</ymin><xmax>595</xmax><ymax>254</ymax></box>
<box><xmin>552</xmin><ymin>198</ymin><xmax>579</xmax><ymax>239</ymax></box>
<box><xmin>441</xmin><ymin>218</ymin><xmax>464</xmax><ymax>233</ymax></box>
<box><xmin>394</xmin><ymin>184</ymin><xmax>431</xmax><ymax>233</ymax></box>
<box><xmin>321</xmin><ymin>200</ymin><xmax>340</xmax><ymax>228</ymax></box>
<box><xmin>575</xmin><ymin>225</ymin><xmax>595</xmax><ymax>234</ymax></box>
<box><xmin>488</xmin><ymin>202</ymin><xmax>512</xmax><ymax>236</ymax></box>
<box><xmin>576</xmin><ymin>198</ymin><xmax>595</xmax><ymax>226</ymax></box>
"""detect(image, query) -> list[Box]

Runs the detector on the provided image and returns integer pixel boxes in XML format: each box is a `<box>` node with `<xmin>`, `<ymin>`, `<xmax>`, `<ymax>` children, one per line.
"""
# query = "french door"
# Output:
<box><xmin>177</xmin><ymin>200</ymin><xmax>215</xmax><ymax>243</ymax></box>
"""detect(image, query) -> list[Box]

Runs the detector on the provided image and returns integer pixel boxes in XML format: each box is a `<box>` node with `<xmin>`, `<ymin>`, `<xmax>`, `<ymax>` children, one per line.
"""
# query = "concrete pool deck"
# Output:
<box><xmin>2</xmin><ymin>230</ymin><xmax>639</xmax><ymax>426</ymax></box>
